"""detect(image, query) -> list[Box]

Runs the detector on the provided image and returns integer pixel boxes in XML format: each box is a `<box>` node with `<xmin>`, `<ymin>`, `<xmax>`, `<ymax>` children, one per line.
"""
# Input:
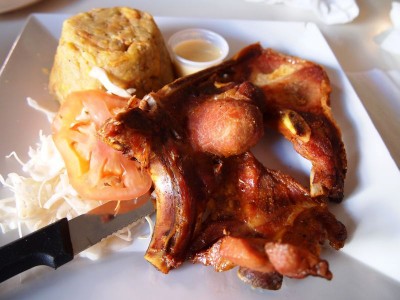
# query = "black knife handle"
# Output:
<box><xmin>0</xmin><ymin>218</ymin><xmax>74</xmax><ymax>283</ymax></box>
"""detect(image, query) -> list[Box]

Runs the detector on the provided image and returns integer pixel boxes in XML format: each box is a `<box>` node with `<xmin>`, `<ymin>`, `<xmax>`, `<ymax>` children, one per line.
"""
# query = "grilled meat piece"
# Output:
<box><xmin>141</xmin><ymin>43</ymin><xmax>346</xmax><ymax>202</ymax></box>
<box><xmin>210</xmin><ymin>45</ymin><xmax>347</xmax><ymax>202</ymax></box>
<box><xmin>99</xmin><ymin>43</ymin><xmax>347</xmax><ymax>289</ymax></box>
<box><xmin>249</xmin><ymin>48</ymin><xmax>347</xmax><ymax>202</ymax></box>
<box><xmin>100</xmin><ymin>80</ymin><xmax>262</xmax><ymax>272</ymax></box>
<box><xmin>190</xmin><ymin>152</ymin><xmax>346</xmax><ymax>289</ymax></box>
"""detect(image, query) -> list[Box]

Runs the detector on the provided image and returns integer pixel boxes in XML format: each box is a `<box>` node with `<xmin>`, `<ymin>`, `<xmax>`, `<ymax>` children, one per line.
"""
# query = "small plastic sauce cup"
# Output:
<box><xmin>168</xmin><ymin>28</ymin><xmax>229</xmax><ymax>76</ymax></box>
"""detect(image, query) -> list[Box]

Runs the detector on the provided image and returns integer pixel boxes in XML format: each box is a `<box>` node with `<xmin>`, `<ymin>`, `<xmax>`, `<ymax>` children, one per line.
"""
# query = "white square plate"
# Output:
<box><xmin>1</xmin><ymin>14</ymin><xmax>400</xmax><ymax>299</ymax></box>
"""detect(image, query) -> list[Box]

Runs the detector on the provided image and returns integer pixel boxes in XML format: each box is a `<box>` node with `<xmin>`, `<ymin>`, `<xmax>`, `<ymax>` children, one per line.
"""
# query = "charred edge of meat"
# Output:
<box><xmin>277</xmin><ymin>111</ymin><xmax>347</xmax><ymax>203</ymax></box>
<box><xmin>237</xmin><ymin>268</ymin><xmax>283</xmax><ymax>290</ymax></box>
<box><xmin>144</xmin><ymin>141</ymin><xmax>209</xmax><ymax>272</ymax></box>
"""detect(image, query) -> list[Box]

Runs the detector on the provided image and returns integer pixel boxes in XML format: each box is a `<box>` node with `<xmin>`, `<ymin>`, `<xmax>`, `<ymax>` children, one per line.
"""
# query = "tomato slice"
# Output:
<box><xmin>52</xmin><ymin>90</ymin><xmax>152</xmax><ymax>201</ymax></box>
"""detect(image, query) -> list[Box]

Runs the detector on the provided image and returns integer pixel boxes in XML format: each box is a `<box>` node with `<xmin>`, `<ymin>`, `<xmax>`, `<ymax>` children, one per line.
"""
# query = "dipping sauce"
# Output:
<box><xmin>168</xmin><ymin>28</ymin><xmax>229</xmax><ymax>76</ymax></box>
<box><xmin>174</xmin><ymin>39</ymin><xmax>222</xmax><ymax>62</ymax></box>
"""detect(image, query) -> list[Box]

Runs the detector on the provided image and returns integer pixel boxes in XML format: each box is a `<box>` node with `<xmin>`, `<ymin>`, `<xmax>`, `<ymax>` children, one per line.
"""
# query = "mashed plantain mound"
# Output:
<box><xmin>49</xmin><ymin>7</ymin><xmax>175</xmax><ymax>103</ymax></box>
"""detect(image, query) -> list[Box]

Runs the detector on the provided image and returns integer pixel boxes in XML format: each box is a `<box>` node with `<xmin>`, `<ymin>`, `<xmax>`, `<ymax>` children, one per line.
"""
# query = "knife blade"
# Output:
<box><xmin>0</xmin><ymin>195</ymin><xmax>154</xmax><ymax>283</ymax></box>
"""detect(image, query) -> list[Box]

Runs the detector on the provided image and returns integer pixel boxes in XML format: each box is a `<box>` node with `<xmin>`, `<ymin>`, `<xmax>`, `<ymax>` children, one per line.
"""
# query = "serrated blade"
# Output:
<box><xmin>0</xmin><ymin>195</ymin><xmax>155</xmax><ymax>283</ymax></box>
<box><xmin>68</xmin><ymin>196</ymin><xmax>154</xmax><ymax>255</ymax></box>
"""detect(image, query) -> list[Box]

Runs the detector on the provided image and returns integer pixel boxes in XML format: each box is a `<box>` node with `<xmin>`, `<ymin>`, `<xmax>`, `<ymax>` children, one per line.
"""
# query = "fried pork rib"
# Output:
<box><xmin>213</xmin><ymin>44</ymin><xmax>347</xmax><ymax>202</ymax></box>
<box><xmin>99</xmin><ymin>43</ymin><xmax>347</xmax><ymax>289</ymax></box>
<box><xmin>190</xmin><ymin>153</ymin><xmax>346</xmax><ymax>290</ymax></box>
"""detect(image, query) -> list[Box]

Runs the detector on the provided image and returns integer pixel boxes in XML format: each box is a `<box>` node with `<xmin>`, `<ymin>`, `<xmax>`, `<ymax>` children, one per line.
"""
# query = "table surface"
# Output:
<box><xmin>0</xmin><ymin>0</ymin><xmax>399</xmax><ymax>73</ymax></box>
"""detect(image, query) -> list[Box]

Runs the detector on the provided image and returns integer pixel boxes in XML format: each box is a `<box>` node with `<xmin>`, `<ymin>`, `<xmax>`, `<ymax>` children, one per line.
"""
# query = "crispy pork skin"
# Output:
<box><xmin>190</xmin><ymin>153</ymin><xmax>346</xmax><ymax>287</ymax></box>
<box><xmin>100</xmin><ymin>81</ymin><xmax>260</xmax><ymax>272</ymax></box>
<box><xmin>141</xmin><ymin>43</ymin><xmax>346</xmax><ymax>202</ymax></box>
<box><xmin>99</xmin><ymin>43</ymin><xmax>347</xmax><ymax>289</ymax></box>
<box><xmin>221</xmin><ymin>46</ymin><xmax>347</xmax><ymax>202</ymax></box>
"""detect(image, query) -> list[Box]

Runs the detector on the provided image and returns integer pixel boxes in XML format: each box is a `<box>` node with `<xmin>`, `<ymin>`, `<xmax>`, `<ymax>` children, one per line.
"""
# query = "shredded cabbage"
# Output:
<box><xmin>0</xmin><ymin>82</ymin><xmax>152</xmax><ymax>260</ymax></box>
<box><xmin>0</xmin><ymin>130</ymin><xmax>150</xmax><ymax>259</ymax></box>
<box><xmin>89</xmin><ymin>67</ymin><xmax>136</xmax><ymax>98</ymax></box>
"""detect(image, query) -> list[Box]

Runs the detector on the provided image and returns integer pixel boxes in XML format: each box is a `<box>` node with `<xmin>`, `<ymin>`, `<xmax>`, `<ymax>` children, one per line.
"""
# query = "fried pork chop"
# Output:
<box><xmin>190</xmin><ymin>152</ymin><xmax>346</xmax><ymax>289</ymax></box>
<box><xmin>99</xmin><ymin>43</ymin><xmax>347</xmax><ymax>289</ymax></box>
<box><xmin>204</xmin><ymin>44</ymin><xmax>346</xmax><ymax>202</ymax></box>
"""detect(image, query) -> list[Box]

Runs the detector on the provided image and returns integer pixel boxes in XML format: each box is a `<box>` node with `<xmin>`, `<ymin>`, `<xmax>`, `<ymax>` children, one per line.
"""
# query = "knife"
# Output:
<box><xmin>0</xmin><ymin>195</ymin><xmax>154</xmax><ymax>283</ymax></box>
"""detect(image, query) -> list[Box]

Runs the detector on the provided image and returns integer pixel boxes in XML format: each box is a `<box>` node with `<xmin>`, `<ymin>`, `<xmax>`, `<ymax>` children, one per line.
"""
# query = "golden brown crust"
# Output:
<box><xmin>99</xmin><ymin>43</ymin><xmax>347</xmax><ymax>290</ymax></box>
<box><xmin>187</xmin><ymin>82</ymin><xmax>264</xmax><ymax>157</ymax></box>
<box><xmin>49</xmin><ymin>7</ymin><xmax>174</xmax><ymax>102</ymax></box>
<box><xmin>250</xmin><ymin>49</ymin><xmax>347</xmax><ymax>202</ymax></box>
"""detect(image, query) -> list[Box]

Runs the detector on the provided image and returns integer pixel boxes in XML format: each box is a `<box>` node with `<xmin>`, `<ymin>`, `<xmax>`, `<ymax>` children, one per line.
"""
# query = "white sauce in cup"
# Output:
<box><xmin>168</xmin><ymin>28</ymin><xmax>229</xmax><ymax>76</ymax></box>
